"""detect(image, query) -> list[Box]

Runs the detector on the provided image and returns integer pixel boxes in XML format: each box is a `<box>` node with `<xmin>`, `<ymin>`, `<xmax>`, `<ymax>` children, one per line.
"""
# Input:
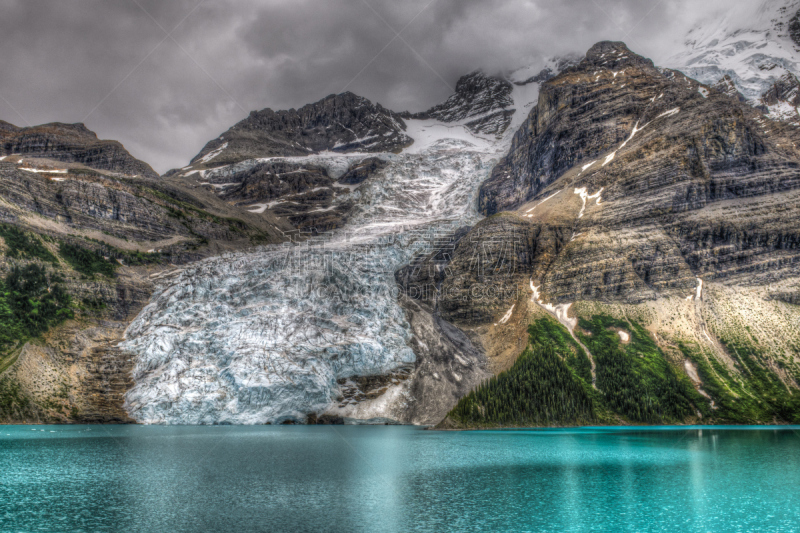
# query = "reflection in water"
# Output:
<box><xmin>1</xmin><ymin>425</ymin><xmax>799</xmax><ymax>532</ymax></box>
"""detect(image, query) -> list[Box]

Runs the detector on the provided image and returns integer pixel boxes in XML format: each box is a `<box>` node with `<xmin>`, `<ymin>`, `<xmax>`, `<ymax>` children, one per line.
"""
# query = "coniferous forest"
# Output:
<box><xmin>445</xmin><ymin>317</ymin><xmax>598</xmax><ymax>428</ymax></box>
<box><xmin>444</xmin><ymin>315</ymin><xmax>719</xmax><ymax>428</ymax></box>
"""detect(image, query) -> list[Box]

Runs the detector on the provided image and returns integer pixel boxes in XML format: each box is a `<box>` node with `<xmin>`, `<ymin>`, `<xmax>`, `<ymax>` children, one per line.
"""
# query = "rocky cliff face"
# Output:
<box><xmin>478</xmin><ymin>40</ymin><xmax>800</xmax><ymax>305</ymax></box>
<box><xmin>197</xmin><ymin>158</ymin><xmax>373</xmax><ymax>233</ymax></box>
<box><xmin>337</xmin><ymin>157</ymin><xmax>389</xmax><ymax>185</ymax></box>
<box><xmin>0</xmin><ymin>121</ymin><xmax>158</xmax><ymax>179</ymax></box>
<box><xmin>402</xmin><ymin>71</ymin><xmax>516</xmax><ymax>136</ymax></box>
<box><xmin>398</xmin><ymin>213</ymin><xmax>573</xmax><ymax>325</ymax></box>
<box><xmin>0</xmin><ymin>164</ymin><xmax>186</xmax><ymax>242</ymax></box>
<box><xmin>183</xmin><ymin>92</ymin><xmax>412</xmax><ymax>170</ymax></box>
<box><xmin>762</xmin><ymin>72</ymin><xmax>800</xmax><ymax>108</ymax></box>
<box><xmin>481</xmin><ymin>42</ymin><xmax>669</xmax><ymax>215</ymax></box>
<box><xmin>760</xmin><ymin>72</ymin><xmax>800</xmax><ymax>123</ymax></box>
<box><xmin>0</xmin><ymin>161</ymin><xmax>285</xmax><ymax>249</ymax></box>
<box><xmin>710</xmin><ymin>75</ymin><xmax>749</xmax><ymax>103</ymax></box>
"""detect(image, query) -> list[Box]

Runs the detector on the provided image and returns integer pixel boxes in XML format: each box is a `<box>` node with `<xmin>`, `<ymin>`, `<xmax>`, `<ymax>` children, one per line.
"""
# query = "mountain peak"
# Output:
<box><xmin>580</xmin><ymin>41</ymin><xmax>655</xmax><ymax>71</ymax></box>
<box><xmin>403</xmin><ymin>70</ymin><xmax>514</xmax><ymax>137</ymax></box>
<box><xmin>453</xmin><ymin>70</ymin><xmax>495</xmax><ymax>91</ymax></box>
<box><xmin>0</xmin><ymin>121</ymin><xmax>157</xmax><ymax>178</ymax></box>
<box><xmin>183</xmin><ymin>90</ymin><xmax>411</xmax><ymax>169</ymax></box>
<box><xmin>65</xmin><ymin>122</ymin><xmax>96</xmax><ymax>136</ymax></box>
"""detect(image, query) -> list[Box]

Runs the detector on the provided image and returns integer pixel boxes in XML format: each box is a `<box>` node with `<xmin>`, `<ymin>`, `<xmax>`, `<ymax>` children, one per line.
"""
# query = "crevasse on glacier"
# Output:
<box><xmin>122</xmin><ymin>81</ymin><xmax>541</xmax><ymax>424</ymax></box>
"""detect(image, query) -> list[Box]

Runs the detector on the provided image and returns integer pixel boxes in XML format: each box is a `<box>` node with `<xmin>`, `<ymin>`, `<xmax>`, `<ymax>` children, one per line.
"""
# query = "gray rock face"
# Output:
<box><xmin>200</xmin><ymin>159</ymin><xmax>360</xmax><ymax>232</ymax></box>
<box><xmin>480</xmin><ymin>40</ymin><xmax>795</xmax><ymax>216</ymax></box>
<box><xmin>467</xmin><ymin>40</ymin><xmax>800</xmax><ymax>307</ymax></box>
<box><xmin>479</xmin><ymin>41</ymin><xmax>664</xmax><ymax>215</ymax></box>
<box><xmin>338</xmin><ymin>157</ymin><xmax>389</xmax><ymax>185</ymax></box>
<box><xmin>760</xmin><ymin>72</ymin><xmax>800</xmax><ymax>122</ymax></box>
<box><xmin>0</xmin><ymin>165</ymin><xmax>185</xmax><ymax>242</ymax></box>
<box><xmin>403</xmin><ymin>71</ymin><xmax>515</xmax><ymax>136</ymax></box>
<box><xmin>394</xmin><ymin>296</ymin><xmax>491</xmax><ymax>425</ymax></box>
<box><xmin>187</xmin><ymin>92</ymin><xmax>412</xmax><ymax>167</ymax></box>
<box><xmin>762</xmin><ymin>72</ymin><xmax>800</xmax><ymax>107</ymax></box>
<box><xmin>395</xmin><ymin>226</ymin><xmax>472</xmax><ymax>311</ymax></box>
<box><xmin>0</xmin><ymin>162</ymin><xmax>276</xmax><ymax>249</ymax></box>
<box><xmin>213</xmin><ymin>161</ymin><xmax>333</xmax><ymax>201</ymax></box>
<box><xmin>0</xmin><ymin>121</ymin><xmax>158</xmax><ymax>178</ymax></box>
<box><xmin>788</xmin><ymin>7</ymin><xmax>800</xmax><ymax>47</ymax></box>
<box><xmin>397</xmin><ymin>214</ymin><xmax>573</xmax><ymax>325</ymax></box>
<box><xmin>711</xmin><ymin>75</ymin><xmax>748</xmax><ymax>103</ymax></box>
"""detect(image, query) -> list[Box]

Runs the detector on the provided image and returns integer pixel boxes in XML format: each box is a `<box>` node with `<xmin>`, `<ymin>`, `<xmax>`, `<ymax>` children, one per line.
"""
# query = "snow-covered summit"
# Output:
<box><xmin>667</xmin><ymin>0</ymin><xmax>800</xmax><ymax>118</ymax></box>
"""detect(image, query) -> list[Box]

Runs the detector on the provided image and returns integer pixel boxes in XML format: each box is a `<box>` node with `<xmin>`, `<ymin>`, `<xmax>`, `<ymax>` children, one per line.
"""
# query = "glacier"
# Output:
<box><xmin>121</xmin><ymin>75</ymin><xmax>546</xmax><ymax>424</ymax></box>
<box><xmin>123</xmin><ymin>142</ymin><xmax>503</xmax><ymax>424</ymax></box>
<box><xmin>666</xmin><ymin>0</ymin><xmax>800</xmax><ymax>103</ymax></box>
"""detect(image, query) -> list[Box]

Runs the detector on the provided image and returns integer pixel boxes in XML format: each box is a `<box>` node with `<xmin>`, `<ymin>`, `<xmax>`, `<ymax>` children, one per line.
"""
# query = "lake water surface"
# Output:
<box><xmin>1</xmin><ymin>425</ymin><xmax>798</xmax><ymax>532</ymax></box>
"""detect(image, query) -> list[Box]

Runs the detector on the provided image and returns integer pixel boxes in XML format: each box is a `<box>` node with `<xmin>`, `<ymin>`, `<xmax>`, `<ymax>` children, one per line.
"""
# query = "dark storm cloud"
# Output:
<box><xmin>0</xmin><ymin>0</ymin><xmax>729</xmax><ymax>173</ymax></box>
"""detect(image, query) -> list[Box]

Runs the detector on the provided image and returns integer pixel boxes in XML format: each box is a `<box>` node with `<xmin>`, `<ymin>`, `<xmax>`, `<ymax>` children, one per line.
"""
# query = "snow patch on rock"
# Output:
<box><xmin>574</xmin><ymin>187</ymin><xmax>604</xmax><ymax>218</ymax></box>
<box><xmin>199</xmin><ymin>142</ymin><xmax>228</xmax><ymax>164</ymax></box>
<box><xmin>525</xmin><ymin>189</ymin><xmax>561</xmax><ymax>214</ymax></box>
<box><xmin>530</xmin><ymin>281</ymin><xmax>576</xmax><ymax>332</ymax></box>
<box><xmin>496</xmin><ymin>304</ymin><xmax>515</xmax><ymax>326</ymax></box>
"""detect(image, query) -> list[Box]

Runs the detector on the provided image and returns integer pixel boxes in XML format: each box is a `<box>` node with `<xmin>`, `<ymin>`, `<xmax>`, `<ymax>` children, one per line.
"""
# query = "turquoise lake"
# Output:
<box><xmin>1</xmin><ymin>425</ymin><xmax>799</xmax><ymax>532</ymax></box>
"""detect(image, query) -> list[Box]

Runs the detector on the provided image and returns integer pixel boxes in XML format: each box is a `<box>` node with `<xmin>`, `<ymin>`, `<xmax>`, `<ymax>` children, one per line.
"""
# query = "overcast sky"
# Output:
<box><xmin>0</xmin><ymin>0</ymin><xmax>733</xmax><ymax>173</ymax></box>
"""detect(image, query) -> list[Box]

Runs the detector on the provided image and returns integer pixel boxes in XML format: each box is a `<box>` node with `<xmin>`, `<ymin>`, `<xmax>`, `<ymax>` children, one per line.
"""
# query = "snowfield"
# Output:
<box><xmin>666</xmin><ymin>0</ymin><xmax>800</xmax><ymax>105</ymax></box>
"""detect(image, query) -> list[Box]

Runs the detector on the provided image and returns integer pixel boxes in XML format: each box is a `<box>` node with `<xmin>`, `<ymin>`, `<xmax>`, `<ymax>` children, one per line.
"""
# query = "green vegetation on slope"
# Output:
<box><xmin>679</xmin><ymin>338</ymin><xmax>800</xmax><ymax>424</ymax></box>
<box><xmin>0</xmin><ymin>264</ymin><xmax>73</xmax><ymax>353</ymax></box>
<box><xmin>445</xmin><ymin>317</ymin><xmax>597</xmax><ymax>428</ymax></box>
<box><xmin>528</xmin><ymin>318</ymin><xmax>594</xmax><ymax>384</ymax></box>
<box><xmin>0</xmin><ymin>224</ymin><xmax>57</xmax><ymax>263</ymax></box>
<box><xmin>58</xmin><ymin>242</ymin><xmax>117</xmax><ymax>278</ymax></box>
<box><xmin>0</xmin><ymin>227</ymin><xmax>136</xmax><ymax>422</ymax></box>
<box><xmin>0</xmin><ymin>376</ymin><xmax>38</xmax><ymax>421</ymax></box>
<box><xmin>576</xmin><ymin>315</ymin><xmax>706</xmax><ymax>423</ymax></box>
<box><xmin>720</xmin><ymin>337</ymin><xmax>800</xmax><ymax>423</ymax></box>
<box><xmin>445</xmin><ymin>314</ymin><xmax>731</xmax><ymax>428</ymax></box>
<box><xmin>448</xmin><ymin>344</ymin><xmax>596</xmax><ymax>427</ymax></box>
<box><xmin>118</xmin><ymin>249</ymin><xmax>162</xmax><ymax>266</ymax></box>
<box><xmin>0</xmin><ymin>263</ymin><xmax>75</xmax><ymax>415</ymax></box>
